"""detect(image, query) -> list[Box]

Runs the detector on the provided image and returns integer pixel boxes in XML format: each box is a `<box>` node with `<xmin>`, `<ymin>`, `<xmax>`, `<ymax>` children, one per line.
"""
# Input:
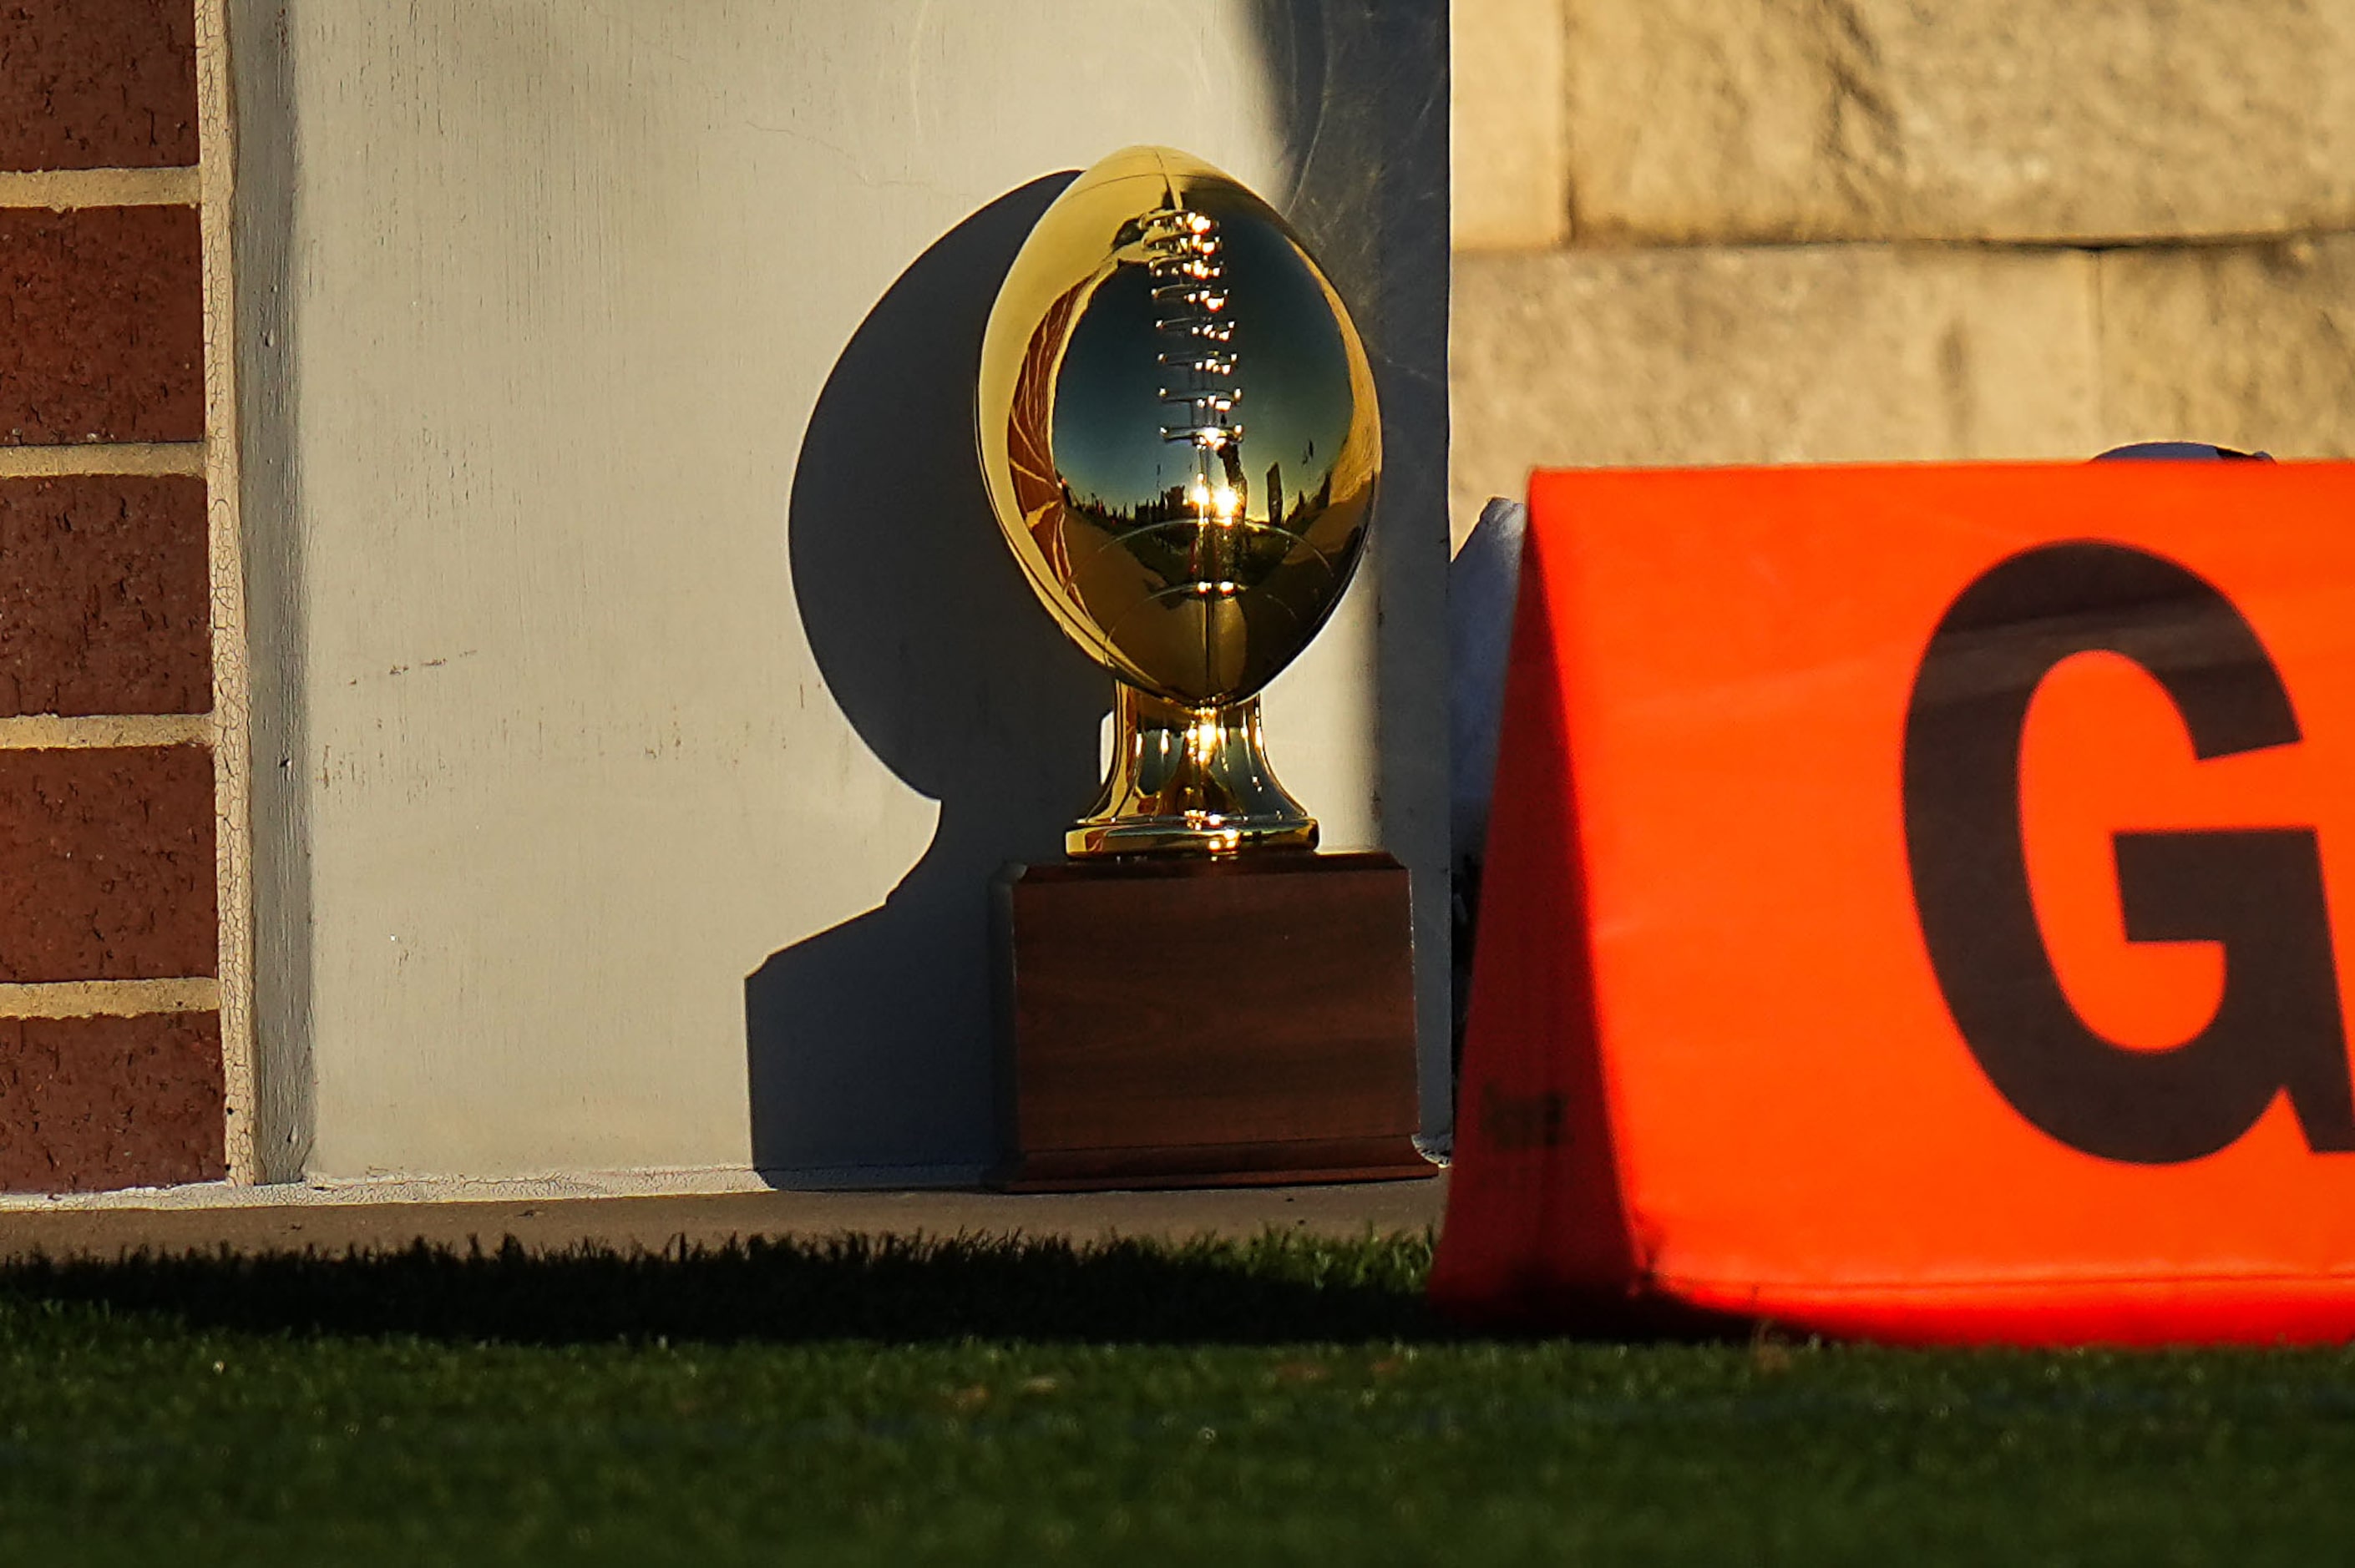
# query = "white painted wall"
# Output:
<box><xmin>231</xmin><ymin>0</ymin><xmax>1450</xmax><ymax>1182</ymax></box>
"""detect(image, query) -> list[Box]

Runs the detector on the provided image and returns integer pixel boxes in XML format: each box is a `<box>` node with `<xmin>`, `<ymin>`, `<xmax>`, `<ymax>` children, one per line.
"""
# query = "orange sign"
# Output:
<box><xmin>1432</xmin><ymin>463</ymin><xmax>2355</xmax><ymax>1344</ymax></box>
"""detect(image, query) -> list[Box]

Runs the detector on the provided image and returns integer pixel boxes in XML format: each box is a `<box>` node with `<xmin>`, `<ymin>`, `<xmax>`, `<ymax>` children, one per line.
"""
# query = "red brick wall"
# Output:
<box><xmin>0</xmin><ymin>205</ymin><xmax>204</xmax><ymax>442</ymax></box>
<box><xmin>0</xmin><ymin>475</ymin><xmax>211</xmax><ymax>714</ymax></box>
<box><xmin>0</xmin><ymin>0</ymin><xmax>197</xmax><ymax>170</ymax></box>
<box><xmin>0</xmin><ymin>0</ymin><xmax>224</xmax><ymax>1191</ymax></box>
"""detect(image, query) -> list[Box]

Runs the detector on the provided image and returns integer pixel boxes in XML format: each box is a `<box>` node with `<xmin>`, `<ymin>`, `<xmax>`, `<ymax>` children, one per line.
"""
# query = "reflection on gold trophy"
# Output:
<box><xmin>978</xmin><ymin>146</ymin><xmax>1383</xmax><ymax>856</ymax></box>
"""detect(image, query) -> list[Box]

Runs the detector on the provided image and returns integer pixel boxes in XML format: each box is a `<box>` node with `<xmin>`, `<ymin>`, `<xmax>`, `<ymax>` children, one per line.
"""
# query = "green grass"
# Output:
<box><xmin>0</xmin><ymin>1232</ymin><xmax>2351</xmax><ymax>1564</ymax></box>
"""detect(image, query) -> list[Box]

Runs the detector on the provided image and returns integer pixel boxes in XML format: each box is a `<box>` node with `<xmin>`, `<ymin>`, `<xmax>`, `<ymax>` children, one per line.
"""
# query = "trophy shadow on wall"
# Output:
<box><xmin>745</xmin><ymin>174</ymin><xmax>1107</xmax><ymax>1182</ymax></box>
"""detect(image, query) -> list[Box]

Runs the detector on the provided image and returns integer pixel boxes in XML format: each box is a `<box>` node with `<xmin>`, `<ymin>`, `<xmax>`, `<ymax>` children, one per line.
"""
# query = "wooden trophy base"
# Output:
<box><xmin>990</xmin><ymin>851</ymin><xmax>1431</xmax><ymax>1191</ymax></box>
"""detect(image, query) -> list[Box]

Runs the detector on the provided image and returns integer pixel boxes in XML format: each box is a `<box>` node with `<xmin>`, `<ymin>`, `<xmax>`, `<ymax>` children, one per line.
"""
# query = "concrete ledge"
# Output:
<box><xmin>0</xmin><ymin>1176</ymin><xmax>1448</xmax><ymax>1260</ymax></box>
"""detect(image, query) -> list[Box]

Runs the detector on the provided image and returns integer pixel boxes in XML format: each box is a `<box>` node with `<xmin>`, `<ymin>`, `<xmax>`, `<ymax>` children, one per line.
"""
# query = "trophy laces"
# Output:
<box><xmin>1145</xmin><ymin>206</ymin><xmax>1248</xmax><ymax>589</ymax></box>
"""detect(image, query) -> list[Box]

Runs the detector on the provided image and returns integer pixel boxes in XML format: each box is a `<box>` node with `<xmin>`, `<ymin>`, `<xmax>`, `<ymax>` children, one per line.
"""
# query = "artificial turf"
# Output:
<box><xmin>0</xmin><ymin>1230</ymin><xmax>2348</xmax><ymax>1564</ymax></box>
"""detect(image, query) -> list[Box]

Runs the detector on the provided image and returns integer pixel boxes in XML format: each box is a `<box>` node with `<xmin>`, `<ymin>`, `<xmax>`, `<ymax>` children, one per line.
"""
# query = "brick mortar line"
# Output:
<box><xmin>198</xmin><ymin>0</ymin><xmax>259</xmax><ymax>1186</ymax></box>
<box><xmin>0</xmin><ymin>167</ymin><xmax>199</xmax><ymax>210</ymax></box>
<box><xmin>0</xmin><ymin>979</ymin><xmax>220</xmax><ymax>1019</ymax></box>
<box><xmin>0</xmin><ymin>714</ymin><xmax>210</xmax><ymax>749</ymax></box>
<box><xmin>0</xmin><ymin>443</ymin><xmax>205</xmax><ymax>478</ymax></box>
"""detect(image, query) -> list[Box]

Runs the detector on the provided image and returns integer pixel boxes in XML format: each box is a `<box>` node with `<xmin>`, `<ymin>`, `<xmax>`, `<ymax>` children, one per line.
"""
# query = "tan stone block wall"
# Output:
<box><xmin>1563</xmin><ymin>0</ymin><xmax>2355</xmax><ymax>245</ymax></box>
<box><xmin>1451</xmin><ymin>244</ymin><xmax>2099</xmax><ymax>531</ymax></box>
<box><xmin>1451</xmin><ymin>0</ymin><xmax>2355</xmax><ymax>544</ymax></box>
<box><xmin>2099</xmin><ymin>239</ymin><xmax>2355</xmax><ymax>459</ymax></box>
<box><xmin>1451</xmin><ymin>0</ymin><xmax>1567</xmax><ymax>250</ymax></box>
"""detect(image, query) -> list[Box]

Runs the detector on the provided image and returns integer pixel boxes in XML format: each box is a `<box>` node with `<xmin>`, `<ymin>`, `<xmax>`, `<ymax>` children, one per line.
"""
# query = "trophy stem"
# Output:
<box><xmin>1070</xmin><ymin>685</ymin><xmax>1319</xmax><ymax>857</ymax></box>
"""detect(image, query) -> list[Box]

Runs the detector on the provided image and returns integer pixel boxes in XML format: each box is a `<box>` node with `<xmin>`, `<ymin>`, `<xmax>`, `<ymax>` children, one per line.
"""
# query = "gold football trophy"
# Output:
<box><xmin>977</xmin><ymin>148</ymin><xmax>1421</xmax><ymax>1190</ymax></box>
<box><xmin>978</xmin><ymin>145</ymin><xmax>1382</xmax><ymax>855</ymax></box>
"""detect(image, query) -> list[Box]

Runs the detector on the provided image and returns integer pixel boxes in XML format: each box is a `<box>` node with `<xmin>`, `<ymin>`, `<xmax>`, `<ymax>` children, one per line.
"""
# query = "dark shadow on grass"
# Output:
<box><xmin>0</xmin><ymin>1233</ymin><xmax>1459</xmax><ymax>1348</ymax></box>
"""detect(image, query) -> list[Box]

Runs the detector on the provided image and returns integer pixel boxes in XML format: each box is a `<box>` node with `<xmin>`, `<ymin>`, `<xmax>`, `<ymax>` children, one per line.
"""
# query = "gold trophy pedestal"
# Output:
<box><xmin>989</xmin><ymin>852</ymin><xmax>1431</xmax><ymax>1191</ymax></box>
<box><xmin>1069</xmin><ymin>688</ymin><xmax>1316</xmax><ymax>857</ymax></box>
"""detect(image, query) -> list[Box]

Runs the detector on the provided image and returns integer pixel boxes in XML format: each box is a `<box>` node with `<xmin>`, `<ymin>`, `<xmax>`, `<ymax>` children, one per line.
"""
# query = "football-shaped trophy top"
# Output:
<box><xmin>977</xmin><ymin>145</ymin><xmax>1382</xmax><ymax>711</ymax></box>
